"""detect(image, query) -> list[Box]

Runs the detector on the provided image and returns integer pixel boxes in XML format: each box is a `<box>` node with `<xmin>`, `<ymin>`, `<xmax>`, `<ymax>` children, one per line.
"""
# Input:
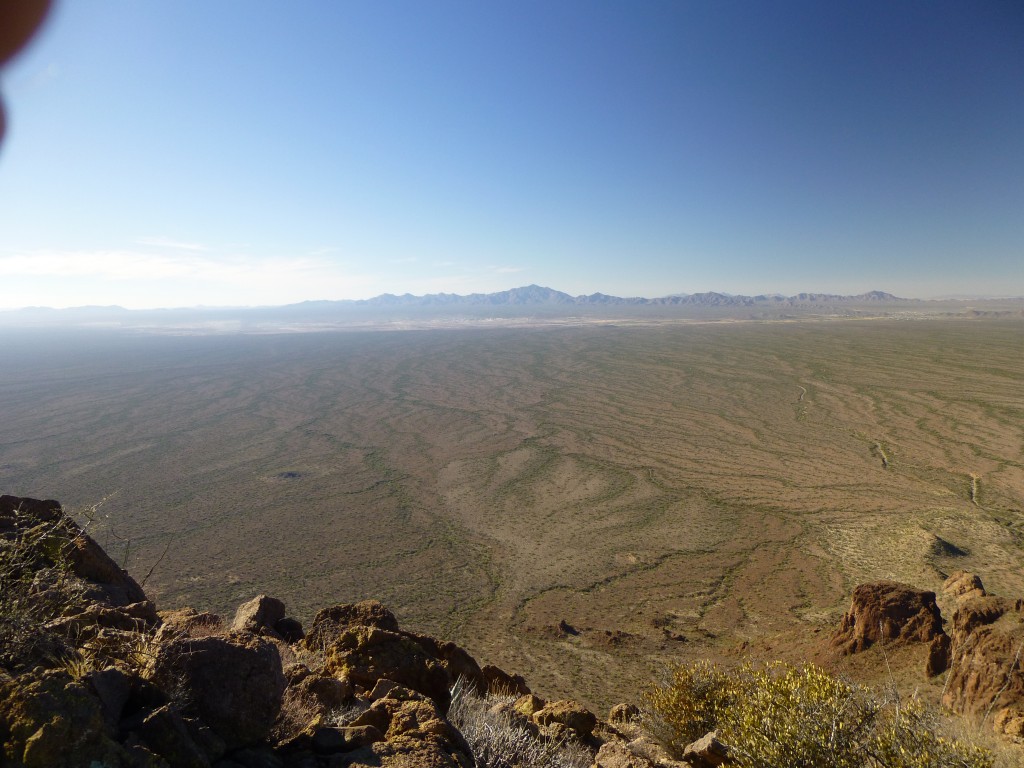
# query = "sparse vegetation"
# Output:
<box><xmin>0</xmin><ymin>507</ymin><xmax>85</xmax><ymax>671</ymax></box>
<box><xmin>448</xmin><ymin>678</ymin><xmax>592</xmax><ymax>768</ymax></box>
<box><xmin>645</xmin><ymin>660</ymin><xmax>995</xmax><ymax>768</ymax></box>
<box><xmin>3</xmin><ymin>319</ymin><xmax>1024</xmax><ymax>708</ymax></box>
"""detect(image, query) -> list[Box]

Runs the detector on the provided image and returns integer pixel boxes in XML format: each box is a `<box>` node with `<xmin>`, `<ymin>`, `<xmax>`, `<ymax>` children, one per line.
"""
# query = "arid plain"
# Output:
<box><xmin>2</xmin><ymin>317</ymin><xmax>1023</xmax><ymax>709</ymax></box>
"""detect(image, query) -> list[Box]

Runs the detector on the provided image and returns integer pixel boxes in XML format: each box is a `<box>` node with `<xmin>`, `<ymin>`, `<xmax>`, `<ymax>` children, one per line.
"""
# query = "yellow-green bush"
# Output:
<box><xmin>644</xmin><ymin>661</ymin><xmax>993</xmax><ymax>768</ymax></box>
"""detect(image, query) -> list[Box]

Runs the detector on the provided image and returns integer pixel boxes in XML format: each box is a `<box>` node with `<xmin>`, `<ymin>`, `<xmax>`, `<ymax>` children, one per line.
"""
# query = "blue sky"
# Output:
<box><xmin>0</xmin><ymin>1</ymin><xmax>1021</xmax><ymax>309</ymax></box>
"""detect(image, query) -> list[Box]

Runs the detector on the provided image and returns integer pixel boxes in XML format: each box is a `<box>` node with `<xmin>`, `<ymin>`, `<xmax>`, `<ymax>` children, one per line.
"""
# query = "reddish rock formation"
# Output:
<box><xmin>830</xmin><ymin>581</ymin><xmax>946</xmax><ymax>655</ymax></box>
<box><xmin>943</xmin><ymin>571</ymin><xmax>987</xmax><ymax>602</ymax></box>
<box><xmin>942</xmin><ymin>592</ymin><xmax>1024</xmax><ymax>740</ymax></box>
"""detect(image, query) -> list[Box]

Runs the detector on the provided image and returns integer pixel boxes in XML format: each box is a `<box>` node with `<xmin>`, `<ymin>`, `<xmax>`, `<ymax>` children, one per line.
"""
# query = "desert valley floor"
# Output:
<box><xmin>2</xmin><ymin>317</ymin><xmax>1023</xmax><ymax>709</ymax></box>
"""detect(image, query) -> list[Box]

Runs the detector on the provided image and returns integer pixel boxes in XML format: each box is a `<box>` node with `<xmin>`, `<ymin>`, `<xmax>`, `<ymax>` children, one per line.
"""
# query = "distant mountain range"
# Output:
<box><xmin>291</xmin><ymin>285</ymin><xmax>907</xmax><ymax>309</ymax></box>
<box><xmin>6</xmin><ymin>286</ymin><xmax>1024</xmax><ymax>331</ymax></box>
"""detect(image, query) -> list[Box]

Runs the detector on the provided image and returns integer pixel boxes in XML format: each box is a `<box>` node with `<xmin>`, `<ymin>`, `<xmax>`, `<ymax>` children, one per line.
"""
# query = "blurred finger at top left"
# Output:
<box><xmin>0</xmin><ymin>0</ymin><xmax>54</xmax><ymax>146</ymax></box>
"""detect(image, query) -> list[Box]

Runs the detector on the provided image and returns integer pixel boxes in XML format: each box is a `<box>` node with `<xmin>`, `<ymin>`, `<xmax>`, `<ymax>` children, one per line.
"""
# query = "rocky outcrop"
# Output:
<box><xmin>0</xmin><ymin>494</ymin><xmax>147</xmax><ymax>609</ymax></box>
<box><xmin>481</xmin><ymin>663</ymin><xmax>530</xmax><ymax>695</ymax></box>
<box><xmin>323</xmin><ymin>625</ymin><xmax>454</xmax><ymax>711</ymax></box>
<box><xmin>0</xmin><ymin>495</ymin><xmax>561</xmax><ymax>768</ymax></box>
<box><xmin>304</xmin><ymin>600</ymin><xmax>400</xmax><ymax>649</ymax></box>
<box><xmin>830</xmin><ymin>581</ymin><xmax>946</xmax><ymax>655</ymax></box>
<box><xmin>942</xmin><ymin>591</ymin><xmax>1024</xmax><ymax>740</ymax></box>
<box><xmin>832</xmin><ymin>575</ymin><xmax>1024</xmax><ymax>742</ymax></box>
<box><xmin>943</xmin><ymin>571</ymin><xmax>987</xmax><ymax>602</ymax></box>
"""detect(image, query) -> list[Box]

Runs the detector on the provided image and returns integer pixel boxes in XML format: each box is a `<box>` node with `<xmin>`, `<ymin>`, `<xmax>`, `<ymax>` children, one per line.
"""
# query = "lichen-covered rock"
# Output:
<box><xmin>0</xmin><ymin>670</ymin><xmax>128</xmax><ymax>767</ymax></box>
<box><xmin>344</xmin><ymin>687</ymin><xmax>473</xmax><ymax>767</ymax></box>
<box><xmin>513</xmin><ymin>693</ymin><xmax>546</xmax><ymax>718</ymax></box>
<box><xmin>304</xmin><ymin>601</ymin><xmax>400</xmax><ymax>650</ymax></box>
<box><xmin>147</xmin><ymin>630</ymin><xmax>286</xmax><ymax>751</ymax></box>
<box><xmin>274</xmin><ymin>665</ymin><xmax>355</xmax><ymax>741</ymax></box>
<box><xmin>323</xmin><ymin>625</ymin><xmax>452</xmax><ymax>710</ymax></box>
<box><xmin>532</xmin><ymin>699</ymin><xmax>597</xmax><ymax>739</ymax></box>
<box><xmin>830</xmin><ymin>581</ymin><xmax>946</xmax><ymax>655</ymax></box>
<box><xmin>608</xmin><ymin>703</ymin><xmax>640</xmax><ymax>724</ymax></box>
<box><xmin>346</xmin><ymin>738</ymin><xmax>472</xmax><ymax>768</ymax></box>
<box><xmin>992</xmin><ymin>707</ymin><xmax>1024</xmax><ymax>741</ymax></box>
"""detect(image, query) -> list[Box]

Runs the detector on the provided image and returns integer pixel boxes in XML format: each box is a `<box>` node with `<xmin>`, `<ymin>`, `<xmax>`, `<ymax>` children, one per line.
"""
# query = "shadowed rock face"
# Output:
<box><xmin>148</xmin><ymin>631</ymin><xmax>287</xmax><ymax>751</ymax></box>
<box><xmin>830</xmin><ymin>581</ymin><xmax>946</xmax><ymax>655</ymax></box>
<box><xmin>0</xmin><ymin>493</ymin><xmax>147</xmax><ymax>608</ymax></box>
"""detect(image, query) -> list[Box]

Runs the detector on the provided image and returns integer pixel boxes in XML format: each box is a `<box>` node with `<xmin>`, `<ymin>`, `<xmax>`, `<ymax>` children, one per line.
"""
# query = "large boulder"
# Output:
<box><xmin>147</xmin><ymin>630</ymin><xmax>286</xmax><ymax>751</ymax></box>
<box><xmin>683</xmin><ymin>730</ymin><xmax>730</xmax><ymax>767</ymax></box>
<box><xmin>481</xmin><ymin>663</ymin><xmax>530</xmax><ymax>695</ymax></box>
<box><xmin>323</xmin><ymin>625</ymin><xmax>452</xmax><ymax>710</ymax></box>
<box><xmin>830</xmin><ymin>581</ymin><xmax>946</xmax><ymax>655</ymax></box>
<box><xmin>231</xmin><ymin>594</ymin><xmax>286</xmax><ymax>636</ymax></box>
<box><xmin>305</xmin><ymin>600</ymin><xmax>400</xmax><ymax>650</ymax></box>
<box><xmin>407</xmin><ymin>631</ymin><xmax>486</xmax><ymax>693</ymax></box>
<box><xmin>0</xmin><ymin>671</ymin><xmax>128</xmax><ymax>768</ymax></box>
<box><xmin>532</xmin><ymin>699</ymin><xmax>597</xmax><ymax>739</ymax></box>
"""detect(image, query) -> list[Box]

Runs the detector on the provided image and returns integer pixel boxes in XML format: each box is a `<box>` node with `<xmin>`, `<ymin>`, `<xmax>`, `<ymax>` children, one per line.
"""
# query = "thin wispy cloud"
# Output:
<box><xmin>0</xmin><ymin>248</ymin><xmax>384</xmax><ymax>309</ymax></box>
<box><xmin>0</xmin><ymin>250</ymin><xmax>194</xmax><ymax>279</ymax></box>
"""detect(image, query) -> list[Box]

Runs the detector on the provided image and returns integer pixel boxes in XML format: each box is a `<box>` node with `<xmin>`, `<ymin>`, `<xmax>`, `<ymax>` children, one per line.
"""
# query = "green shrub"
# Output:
<box><xmin>643</xmin><ymin>659</ymin><xmax>737</xmax><ymax>748</ymax></box>
<box><xmin>644</xmin><ymin>661</ymin><xmax>993</xmax><ymax>768</ymax></box>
